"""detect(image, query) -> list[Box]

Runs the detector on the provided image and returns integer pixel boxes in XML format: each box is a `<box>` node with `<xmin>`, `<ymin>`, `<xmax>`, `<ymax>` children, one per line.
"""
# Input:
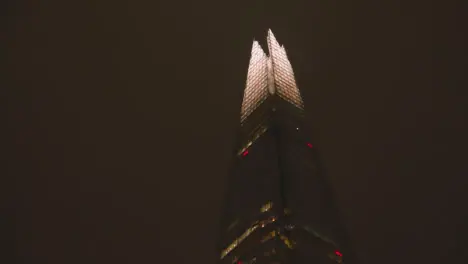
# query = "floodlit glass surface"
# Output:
<box><xmin>241</xmin><ymin>41</ymin><xmax>269</xmax><ymax>123</ymax></box>
<box><xmin>240</xmin><ymin>30</ymin><xmax>304</xmax><ymax>124</ymax></box>
<box><xmin>267</xmin><ymin>29</ymin><xmax>304</xmax><ymax>109</ymax></box>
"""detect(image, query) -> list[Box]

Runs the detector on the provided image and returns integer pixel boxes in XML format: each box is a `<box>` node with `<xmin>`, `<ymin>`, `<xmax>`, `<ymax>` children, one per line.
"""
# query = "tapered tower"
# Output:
<box><xmin>218</xmin><ymin>29</ymin><xmax>354</xmax><ymax>264</ymax></box>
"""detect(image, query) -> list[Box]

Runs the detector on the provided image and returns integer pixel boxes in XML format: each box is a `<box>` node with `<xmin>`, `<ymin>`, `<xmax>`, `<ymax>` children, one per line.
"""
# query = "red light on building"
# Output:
<box><xmin>242</xmin><ymin>150</ymin><xmax>249</xmax><ymax>156</ymax></box>
<box><xmin>335</xmin><ymin>250</ymin><xmax>343</xmax><ymax>257</ymax></box>
<box><xmin>306</xmin><ymin>142</ymin><xmax>313</xmax><ymax>148</ymax></box>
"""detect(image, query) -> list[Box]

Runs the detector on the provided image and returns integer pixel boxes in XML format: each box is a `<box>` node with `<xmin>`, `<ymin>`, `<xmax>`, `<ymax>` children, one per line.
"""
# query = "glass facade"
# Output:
<box><xmin>241</xmin><ymin>41</ymin><xmax>269</xmax><ymax>123</ymax></box>
<box><xmin>219</xmin><ymin>30</ymin><xmax>353</xmax><ymax>264</ymax></box>
<box><xmin>267</xmin><ymin>30</ymin><xmax>304</xmax><ymax>110</ymax></box>
<box><xmin>241</xmin><ymin>30</ymin><xmax>304</xmax><ymax>124</ymax></box>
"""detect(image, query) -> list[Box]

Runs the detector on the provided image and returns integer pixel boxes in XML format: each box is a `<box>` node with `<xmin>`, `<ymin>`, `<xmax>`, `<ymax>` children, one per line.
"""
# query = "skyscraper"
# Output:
<box><xmin>218</xmin><ymin>30</ymin><xmax>353</xmax><ymax>264</ymax></box>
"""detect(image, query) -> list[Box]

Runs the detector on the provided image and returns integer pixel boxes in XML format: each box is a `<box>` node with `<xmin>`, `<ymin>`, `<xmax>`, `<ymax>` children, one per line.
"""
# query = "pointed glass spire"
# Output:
<box><xmin>240</xmin><ymin>29</ymin><xmax>304</xmax><ymax>124</ymax></box>
<box><xmin>240</xmin><ymin>40</ymin><xmax>269</xmax><ymax>123</ymax></box>
<box><xmin>266</xmin><ymin>29</ymin><xmax>304</xmax><ymax>109</ymax></box>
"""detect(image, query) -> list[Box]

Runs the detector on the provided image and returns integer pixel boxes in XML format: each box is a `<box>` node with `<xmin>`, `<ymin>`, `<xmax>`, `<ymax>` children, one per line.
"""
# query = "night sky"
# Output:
<box><xmin>5</xmin><ymin>0</ymin><xmax>467</xmax><ymax>264</ymax></box>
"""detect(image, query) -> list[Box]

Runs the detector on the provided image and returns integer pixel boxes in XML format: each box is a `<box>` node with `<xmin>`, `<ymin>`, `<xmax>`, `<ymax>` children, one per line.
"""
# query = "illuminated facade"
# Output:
<box><xmin>218</xmin><ymin>30</ymin><xmax>355</xmax><ymax>264</ymax></box>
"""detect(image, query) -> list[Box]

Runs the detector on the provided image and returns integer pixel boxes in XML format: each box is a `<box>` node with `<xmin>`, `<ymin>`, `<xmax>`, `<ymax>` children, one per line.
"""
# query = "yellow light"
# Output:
<box><xmin>261</xmin><ymin>230</ymin><xmax>276</xmax><ymax>243</ymax></box>
<box><xmin>280</xmin><ymin>235</ymin><xmax>296</xmax><ymax>249</ymax></box>
<box><xmin>220</xmin><ymin>224</ymin><xmax>260</xmax><ymax>259</ymax></box>
<box><xmin>260</xmin><ymin>201</ymin><xmax>273</xmax><ymax>213</ymax></box>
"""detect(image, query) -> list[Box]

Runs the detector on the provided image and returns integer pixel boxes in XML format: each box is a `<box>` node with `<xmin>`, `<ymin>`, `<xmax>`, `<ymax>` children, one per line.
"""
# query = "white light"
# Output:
<box><xmin>240</xmin><ymin>29</ymin><xmax>305</xmax><ymax>123</ymax></box>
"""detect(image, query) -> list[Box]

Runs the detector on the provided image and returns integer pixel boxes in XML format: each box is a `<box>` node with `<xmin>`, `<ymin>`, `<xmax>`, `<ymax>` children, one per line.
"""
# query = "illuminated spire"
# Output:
<box><xmin>266</xmin><ymin>28</ymin><xmax>278</xmax><ymax>48</ymax></box>
<box><xmin>240</xmin><ymin>40</ymin><xmax>269</xmax><ymax>123</ymax></box>
<box><xmin>267</xmin><ymin>29</ymin><xmax>304</xmax><ymax>109</ymax></box>
<box><xmin>240</xmin><ymin>29</ymin><xmax>304</xmax><ymax>123</ymax></box>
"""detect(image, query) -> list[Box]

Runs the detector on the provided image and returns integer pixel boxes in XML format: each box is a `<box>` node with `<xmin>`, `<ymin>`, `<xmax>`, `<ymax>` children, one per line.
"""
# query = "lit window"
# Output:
<box><xmin>237</xmin><ymin>126</ymin><xmax>267</xmax><ymax>156</ymax></box>
<box><xmin>279</xmin><ymin>234</ymin><xmax>295</xmax><ymax>249</ymax></box>
<box><xmin>220</xmin><ymin>224</ymin><xmax>260</xmax><ymax>259</ymax></box>
<box><xmin>260</xmin><ymin>202</ymin><xmax>273</xmax><ymax>213</ymax></box>
<box><xmin>261</xmin><ymin>230</ymin><xmax>276</xmax><ymax>243</ymax></box>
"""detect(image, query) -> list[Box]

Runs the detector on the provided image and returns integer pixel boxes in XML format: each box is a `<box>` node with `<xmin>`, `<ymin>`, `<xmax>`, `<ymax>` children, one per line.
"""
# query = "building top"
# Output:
<box><xmin>241</xmin><ymin>29</ymin><xmax>304</xmax><ymax>124</ymax></box>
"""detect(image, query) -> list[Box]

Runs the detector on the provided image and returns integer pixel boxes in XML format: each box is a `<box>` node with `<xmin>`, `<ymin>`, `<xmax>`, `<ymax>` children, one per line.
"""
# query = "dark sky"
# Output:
<box><xmin>4</xmin><ymin>0</ymin><xmax>467</xmax><ymax>264</ymax></box>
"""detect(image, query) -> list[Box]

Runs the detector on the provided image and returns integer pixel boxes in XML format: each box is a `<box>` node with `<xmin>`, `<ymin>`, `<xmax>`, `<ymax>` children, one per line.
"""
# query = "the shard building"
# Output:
<box><xmin>217</xmin><ymin>30</ymin><xmax>354</xmax><ymax>264</ymax></box>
